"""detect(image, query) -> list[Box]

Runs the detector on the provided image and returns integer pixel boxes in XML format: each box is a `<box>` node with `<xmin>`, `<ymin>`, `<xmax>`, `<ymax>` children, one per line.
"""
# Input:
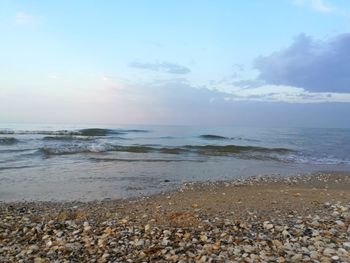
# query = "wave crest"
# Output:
<box><xmin>40</xmin><ymin>143</ymin><xmax>293</xmax><ymax>158</ymax></box>
<box><xmin>199</xmin><ymin>134</ymin><xmax>229</xmax><ymax>140</ymax></box>
<box><xmin>0</xmin><ymin>128</ymin><xmax>149</xmax><ymax>136</ymax></box>
<box><xmin>0</xmin><ymin>137</ymin><xmax>18</xmax><ymax>145</ymax></box>
<box><xmin>186</xmin><ymin>145</ymin><xmax>292</xmax><ymax>154</ymax></box>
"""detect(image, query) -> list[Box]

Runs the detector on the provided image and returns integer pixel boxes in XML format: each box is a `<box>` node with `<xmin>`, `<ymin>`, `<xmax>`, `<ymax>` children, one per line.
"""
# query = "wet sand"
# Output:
<box><xmin>1</xmin><ymin>172</ymin><xmax>350</xmax><ymax>262</ymax></box>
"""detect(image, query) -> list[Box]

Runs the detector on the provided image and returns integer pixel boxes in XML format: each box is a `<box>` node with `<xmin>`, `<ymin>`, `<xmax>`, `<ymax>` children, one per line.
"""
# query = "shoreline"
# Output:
<box><xmin>1</xmin><ymin>172</ymin><xmax>350</xmax><ymax>262</ymax></box>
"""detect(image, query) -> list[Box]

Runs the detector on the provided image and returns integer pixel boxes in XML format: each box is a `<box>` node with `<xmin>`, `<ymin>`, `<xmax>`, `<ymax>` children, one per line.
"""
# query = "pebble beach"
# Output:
<box><xmin>3</xmin><ymin>0</ymin><xmax>350</xmax><ymax>261</ymax></box>
<box><xmin>1</xmin><ymin>172</ymin><xmax>350</xmax><ymax>262</ymax></box>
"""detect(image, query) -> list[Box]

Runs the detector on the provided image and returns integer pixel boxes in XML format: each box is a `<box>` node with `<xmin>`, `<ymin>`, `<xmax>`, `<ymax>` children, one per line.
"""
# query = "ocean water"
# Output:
<box><xmin>0</xmin><ymin>123</ymin><xmax>350</xmax><ymax>201</ymax></box>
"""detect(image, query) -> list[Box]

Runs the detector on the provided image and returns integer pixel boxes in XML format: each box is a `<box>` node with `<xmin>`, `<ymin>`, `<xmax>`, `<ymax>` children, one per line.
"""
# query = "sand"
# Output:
<box><xmin>1</xmin><ymin>172</ymin><xmax>350</xmax><ymax>262</ymax></box>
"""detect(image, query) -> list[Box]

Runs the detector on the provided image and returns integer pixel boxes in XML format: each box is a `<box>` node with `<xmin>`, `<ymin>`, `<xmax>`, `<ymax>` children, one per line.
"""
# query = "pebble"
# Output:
<box><xmin>0</xmin><ymin>174</ymin><xmax>349</xmax><ymax>262</ymax></box>
<box><xmin>323</xmin><ymin>248</ymin><xmax>336</xmax><ymax>256</ymax></box>
<box><xmin>343</xmin><ymin>242</ymin><xmax>350</xmax><ymax>248</ymax></box>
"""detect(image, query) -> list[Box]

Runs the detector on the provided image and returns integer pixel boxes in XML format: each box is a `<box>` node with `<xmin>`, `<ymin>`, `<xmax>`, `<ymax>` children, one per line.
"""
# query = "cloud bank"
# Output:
<box><xmin>254</xmin><ymin>34</ymin><xmax>350</xmax><ymax>93</ymax></box>
<box><xmin>129</xmin><ymin>61</ymin><xmax>190</xmax><ymax>74</ymax></box>
<box><xmin>2</xmin><ymin>74</ymin><xmax>350</xmax><ymax>127</ymax></box>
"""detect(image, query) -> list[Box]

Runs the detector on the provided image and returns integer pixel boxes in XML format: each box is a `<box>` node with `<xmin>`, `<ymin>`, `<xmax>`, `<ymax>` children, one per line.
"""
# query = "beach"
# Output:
<box><xmin>3</xmin><ymin>0</ymin><xmax>350</xmax><ymax>261</ymax></box>
<box><xmin>1</xmin><ymin>172</ymin><xmax>349</xmax><ymax>262</ymax></box>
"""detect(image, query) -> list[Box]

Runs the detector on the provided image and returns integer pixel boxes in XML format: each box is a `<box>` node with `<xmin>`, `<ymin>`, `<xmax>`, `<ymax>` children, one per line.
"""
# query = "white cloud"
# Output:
<box><xmin>89</xmin><ymin>78</ymin><xmax>350</xmax><ymax>126</ymax></box>
<box><xmin>100</xmin><ymin>76</ymin><xmax>350</xmax><ymax>106</ymax></box>
<box><xmin>14</xmin><ymin>12</ymin><xmax>34</xmax><ymax>26</ymax></box>
<box><xmin>293</xmin><ymin>0</ymin><xmax>332</xmax><ymax>13</ymax></box>
<box><xmin>254</xmin><ymin>33</ymin><xmax>350</xmax><ymax>93</ymax></box>
<box><xmin>3</xmin><ymin>74</ymin><xmax>350</xmax><ymax>127</ymax></box>
<box><xmin>230</xmin><ymin>84</ymin><xmax>350</xmax><ymax>103</ymax></box>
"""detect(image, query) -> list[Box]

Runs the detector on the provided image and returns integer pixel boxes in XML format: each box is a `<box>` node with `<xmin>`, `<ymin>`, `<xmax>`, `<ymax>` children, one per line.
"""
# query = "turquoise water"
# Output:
<box><xmin>0</xmin><ymin>123</ymin><xmax>350</xmax><ymax>201</ymax></box>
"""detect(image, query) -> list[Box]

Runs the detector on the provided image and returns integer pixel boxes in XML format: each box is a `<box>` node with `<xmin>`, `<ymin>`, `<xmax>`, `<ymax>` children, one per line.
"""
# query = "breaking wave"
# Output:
<box><xmin>89</xmin><ymin>157</ymin><xmax>204</xmax><ymax>163</ymax></box>
<box><xmin>0</xmin><ymin>128</ymin><xmax>149</xmax><ymax>137</ymax></box>
<box><xmin>0</xmin><ymin>130</ymin><xmax>81</xmax><ymax>135</ymax></box>
<box><xmin>116</xmin><ymin>129</ymin><xmax>149</xmax><ymax>133</ymax></box>
<box><xmin>43</xmin><ymin>136</ymin><xmax>95</xmax><ymax>141</ymax></box>
<box><xmin>185</xmin><ymin>145</ymin><xmax>292</xmax><ymax>154</ymax></box>
<box><xmin>40</xmin><ymin>143</ymin><xmax>293</xmax><ymax>159</ymax></box>
<box><xmin>0</xmin><ymin>165</ymin><xmax>35</xmax><ymax>171</ymax></box>
<box><xmin>199</xmin><ymin>134</ymin><xmax>229</xmax><ymax>140</ymax></box>
<box><xmin>40</xmin><ymin>144</ymin><xmax>183</xmax><ymax>155</ymax></box>
<box><xmin>79</xmin><ymin>128</ymin><xmax>112</xmax><ymax>136</ymax></box>
<box><xmin>0</xmin><ymin>137</ymin><xmax>18</xmax><ymax>145</ymax></box>
<box><xmin>199</xmin><ymin>134</ymin><xmax>260</xmax><ymax>142</ymax></box>
<box><xmin>40</xmin><ymin>144</ymin><xmax>116</xmax><ymax>155</ymax></box>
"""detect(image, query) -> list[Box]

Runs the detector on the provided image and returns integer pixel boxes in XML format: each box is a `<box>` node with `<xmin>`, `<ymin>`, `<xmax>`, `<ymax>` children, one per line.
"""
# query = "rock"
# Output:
<box><xmin>29</xmin><ymin>245</ymin><xmax>39</xmax><ymax>252</ymax></box>
<box><xmin>282</xmin><ymin>230</ymin><xmax>290</xmax><ymax>237</ymax></box>
<box><xmin>243</xmin><ymin>245</ymin><xmax>254</xmax><ymax>253</ymax></box>
<box><xmin>46</xmin><ymin>240</ymin><xmax>53</xmax><ymax>247</ymax></box>
<box><xmin>263</xmin><ymin>221</ymin><xmax>273</xmax><ymax>230</ymax></box>
<box><xmin>323</xmin><ymin>248</ymin><xmax>336</xmax><ymax>256</ymax></box>
<box><xmin>1</xmin><ymin>175</ymin><xmax>350</xmax><ymax>263</ymax></box>
<box><xmin>34</xmin><ymin>258</ymin><xmax>45</xmax><ymax>263</ymax></box>
<box><xmin>84</xmin><ymin>225</ymin><xmax>91</xmax><ymax>231</ymax></box>
<box><xmin>136</xmin><ymin>240</ymin><xmax>144</xmax><ymax>246</ymax></box>
<box><xmin>343</xmin><ymin>242</ymin><xmax>350</xmax><ymax>248</ymax></box>
<box><xmin>200</xmin><ymin>234</ymin><xmax>208</xmax><ymax>242</ymax></box>
<box><xmin>310</xmin><ymin>251</ymin><xmax>319</xmax><ymax>259</ymax></box>
<box><xmin>335</xmin><ymin>220</ymin><xmax>344</xmax><ymax>227</ymax></box>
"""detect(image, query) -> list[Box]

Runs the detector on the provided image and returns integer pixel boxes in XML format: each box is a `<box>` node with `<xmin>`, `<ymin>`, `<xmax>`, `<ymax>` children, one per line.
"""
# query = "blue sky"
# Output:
<box><xmin>1</xmin><ymin>0</ymin><xmax>350</xmax><ymax>127</ymax></box>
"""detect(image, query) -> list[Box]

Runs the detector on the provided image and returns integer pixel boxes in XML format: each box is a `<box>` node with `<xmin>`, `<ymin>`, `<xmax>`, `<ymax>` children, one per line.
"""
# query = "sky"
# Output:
<box><xmin>1</xmin><ymin>0</ymin><xmax>350</xmax><ymax>128</ymax></box>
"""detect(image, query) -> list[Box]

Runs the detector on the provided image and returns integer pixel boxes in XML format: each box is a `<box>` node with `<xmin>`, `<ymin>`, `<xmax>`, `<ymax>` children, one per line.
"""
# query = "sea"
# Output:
<box><xmin>1</xmin><ymin>123</ymin><xmax>350</xmax><ymax>201</ymax></box>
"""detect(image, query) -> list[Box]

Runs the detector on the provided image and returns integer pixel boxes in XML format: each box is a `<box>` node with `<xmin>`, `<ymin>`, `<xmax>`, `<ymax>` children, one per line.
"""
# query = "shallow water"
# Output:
<box><xmin>0</xmin><ymin>123</ymin><xmax>350</xmax><ymax>201</ymax></box>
